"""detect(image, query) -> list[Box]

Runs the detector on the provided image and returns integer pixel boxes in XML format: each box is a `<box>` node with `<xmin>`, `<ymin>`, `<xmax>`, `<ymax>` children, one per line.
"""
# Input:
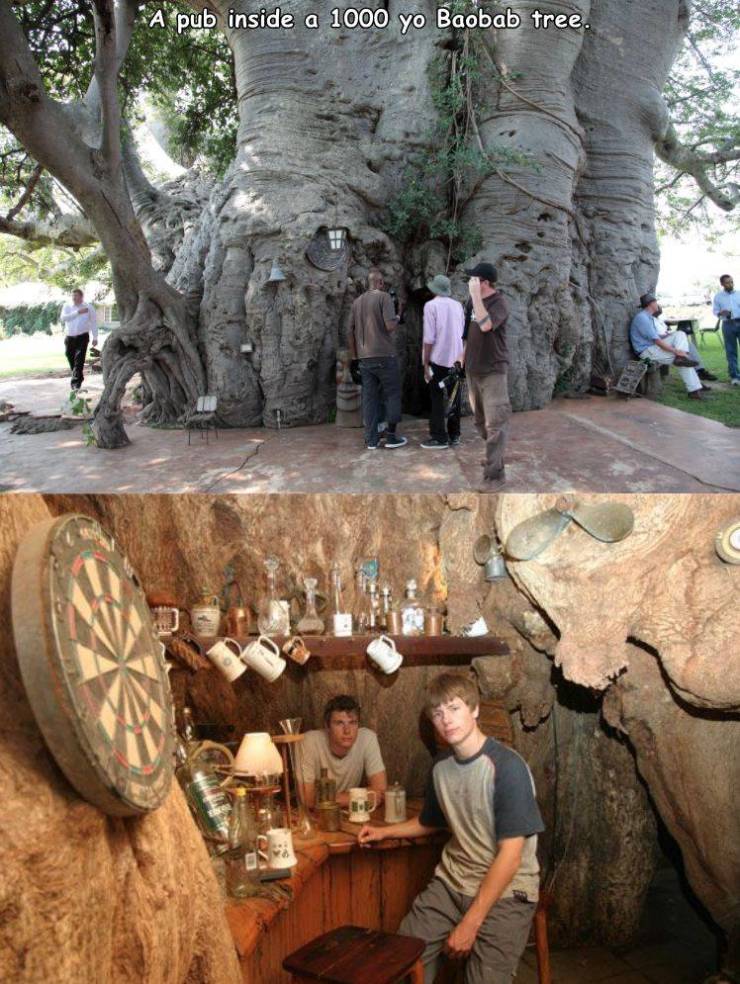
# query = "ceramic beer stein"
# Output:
<box><xmin>282</xmin><ymin>635</ymin><xmax>311</xmax><ymax>665</ymax></box>
<box><xmin>191</xmin><ymin>593</ymin><xmax>221</xmax><ymax>638</ymax></box>
<box><xmin>366</xmin><ymin>635</ymin><xmax>403</xmax><ymax>674</ymax></box>
<box><xmin>347</xmin><ymin>787</ymin><xmax>378</xmax><ymax>822</ymax></box>
<box><xmin>241</xmin><ymin>635</ymin><xmax>286</xmax><ymax>683</ymax></box>
<box><xmin>256</xmin><ymin>827</ymin><xmax>298</xmax><ymax>868</ymax></box>
<box><xmin>384</xmin><ymin>783</ymin><xmax>407</xmax><ymax>823</ymax></box>
<box><xmin>206</xmin><ymin>638</ymin><xmax>247</xmax><ymax>682</ymax></box>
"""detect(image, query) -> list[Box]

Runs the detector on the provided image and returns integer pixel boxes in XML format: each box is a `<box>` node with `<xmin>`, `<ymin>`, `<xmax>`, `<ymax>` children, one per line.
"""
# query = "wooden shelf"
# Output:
<box><xmin>194</xmin><ymin>634</ymin><xmax>509</xmax><ymax>671</ymax></box>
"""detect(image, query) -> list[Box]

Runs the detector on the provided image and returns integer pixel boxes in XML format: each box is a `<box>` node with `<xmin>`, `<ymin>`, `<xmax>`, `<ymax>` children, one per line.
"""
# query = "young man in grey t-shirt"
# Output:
<box><xmin>359</xmin><ymin>672</ymin><xmax>544</xmax><ymax>984</ymax></box>
<box><xmin>299</xmin><ymin>695</ymin><xmax>387</xmax><ymax>808</ymax></box>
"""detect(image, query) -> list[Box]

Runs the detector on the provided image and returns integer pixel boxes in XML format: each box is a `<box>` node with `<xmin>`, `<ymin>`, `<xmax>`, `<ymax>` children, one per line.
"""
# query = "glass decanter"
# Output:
<box><xmin>296</xmin><ymin>576</ymin><xmax>324</xmax><ymax>634</ymax></box>
<box><xmin>257</xmin><ymin>556</ymin><xmax>289</xmax><ymax>634</ymax></box>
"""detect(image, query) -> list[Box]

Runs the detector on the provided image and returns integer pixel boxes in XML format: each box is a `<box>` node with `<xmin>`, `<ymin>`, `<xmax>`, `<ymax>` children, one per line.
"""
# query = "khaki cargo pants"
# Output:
<box><xmin>466</xmin><ymin>371</ymin><xmax>511</xmax><ymax>481</ymax></box>
<box><xmin>399</xmin><ymin>876</ymin><xmax>535</xmax><ymax>984</ymax></box>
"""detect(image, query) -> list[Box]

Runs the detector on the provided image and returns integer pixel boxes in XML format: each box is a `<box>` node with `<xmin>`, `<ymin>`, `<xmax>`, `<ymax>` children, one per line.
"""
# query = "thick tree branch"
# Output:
<box><xmin>656</xmin><ymin>121</ymin><xmax>739</xmax><ymax>212</ymax></box>
<box><xmin>91</xmin><ymin>0</ymin><xmax>123</xmax><ymax>170</ymax></box>
<box><xmin>5</xmin><ymin>162</ymin><xmax>43</xmax><ymax>220</ymax></box>
<box><xmin>0</xmin><ymin>211</ymin><xmax>97</xmax><ymax>248</ymax></box>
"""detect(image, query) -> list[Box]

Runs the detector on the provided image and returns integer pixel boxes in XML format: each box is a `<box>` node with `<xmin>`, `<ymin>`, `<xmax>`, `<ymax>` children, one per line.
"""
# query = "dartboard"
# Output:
<box><xmin>11</xmin><ymin>514</ymin><xmax>174</xmax><ymax>816</ymax></box>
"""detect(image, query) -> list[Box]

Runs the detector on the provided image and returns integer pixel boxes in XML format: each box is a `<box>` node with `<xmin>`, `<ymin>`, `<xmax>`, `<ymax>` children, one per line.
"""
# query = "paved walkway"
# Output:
<box><xmin>0</xmin><ymin>375</ymin><xmax>737</xmax><ymax>493</ymax></box>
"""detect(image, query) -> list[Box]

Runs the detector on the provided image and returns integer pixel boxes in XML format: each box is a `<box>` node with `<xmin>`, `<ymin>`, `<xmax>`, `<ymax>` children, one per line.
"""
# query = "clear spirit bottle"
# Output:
<box><xmin>296</xmin><ymin>576</ymin><xmax>324</xmax><ymax>634</ymax></box>
<box><xmin>225</xmin><ymin>787</ymin><xmax>261</xmax><ymax>898</ymax></box>
<box><xmin>257</xmin><ymin>556</ymin><xmax>290</xmax><ymax>635</ymax></box>
<box><xmin>329</xmin><ymin>565</ymin><xmax>352</xmax><ymax>637</ymax></box>
<box><xmin>401</xmin><ymin>579</ymin><xmax>426</xmax><ymax>636</ymax></box>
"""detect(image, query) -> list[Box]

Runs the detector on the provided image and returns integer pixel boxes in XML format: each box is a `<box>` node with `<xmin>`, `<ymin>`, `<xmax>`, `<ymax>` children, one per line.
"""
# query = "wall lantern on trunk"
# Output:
<box><xmin>474</xmin><ymin>534</ymin><xmax>508</xmax><ymax>582</ymax></box>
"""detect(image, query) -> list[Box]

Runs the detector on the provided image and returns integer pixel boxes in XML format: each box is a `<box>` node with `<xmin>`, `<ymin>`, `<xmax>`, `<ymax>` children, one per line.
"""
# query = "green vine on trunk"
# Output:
<box><xmin>385</xmin><ymin>1</ymin><xmax>532</xmax><ymax>270</ymax></box>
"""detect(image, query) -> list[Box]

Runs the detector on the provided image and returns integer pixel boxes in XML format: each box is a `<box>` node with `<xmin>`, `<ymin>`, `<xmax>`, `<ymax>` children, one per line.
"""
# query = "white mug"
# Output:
<box><xmin>242</xmin><ymin>635</ymin><xmax>286</xmax><ymax>682</ymax></box>
<box><xmin>206</xmin><ymin>637</ymin><xmax>247</xmax><ymax>682</ymax></box>
<box><xmin>348</xmin><ymin>787</ymin><xmax>378</xmax><ymax>822</ymax></box>
<box><xmin>257</xmin><ymin>827</ymin><xmax>297</xmax><ymax>868</ymax></box>
<box><xmin>366</xmin><ymin>635</ymin><xmax>403</xmax><ymax>674</ymax></box>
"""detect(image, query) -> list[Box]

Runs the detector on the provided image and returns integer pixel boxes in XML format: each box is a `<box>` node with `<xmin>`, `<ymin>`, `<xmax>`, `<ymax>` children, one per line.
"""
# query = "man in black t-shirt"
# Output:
<box><xmin>359</xmin><ymin>671</ymin><xmax>544</xmax><ymax>984</ymax></box>
<box><xmin>463</xmin><ymin>262</ymin><xmax>511</xmax><ymax>492</ymax></box>
<box><xmin>347</xmin><ymin>269</ymin><xmax>408</xmax><ymax>450</ymax></box>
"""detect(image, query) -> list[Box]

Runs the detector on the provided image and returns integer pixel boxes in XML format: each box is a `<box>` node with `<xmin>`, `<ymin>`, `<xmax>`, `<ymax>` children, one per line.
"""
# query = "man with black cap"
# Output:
<box><xmin>630</xmin><ymin>293</ymin><xmax>704</xmax><ymax>400</ymax></box>
<box><xmin>421</xmin><ymin>273</ymin><xmax>465</xmax><ymax>450</ymax></box>
<box><xmin>463</xmin><ymin>262</ymin><xmax>511</xmax><ymax>491</ymax></box>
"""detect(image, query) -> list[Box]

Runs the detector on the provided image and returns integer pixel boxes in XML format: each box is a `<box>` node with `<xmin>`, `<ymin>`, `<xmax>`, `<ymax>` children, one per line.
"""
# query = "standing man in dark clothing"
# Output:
<box><xmin>463</xmin><ymin>262</ymin><xmax>510</xmax><ymax>491</ymax></box>
<box><xmin>347</xmin><ymin>268</ymin><xmax>408</xmax><ymax>450</ymax></box>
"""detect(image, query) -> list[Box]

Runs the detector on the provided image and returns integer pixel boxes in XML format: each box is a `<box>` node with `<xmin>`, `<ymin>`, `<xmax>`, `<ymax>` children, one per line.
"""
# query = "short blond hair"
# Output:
<box><xmin>425</xmin><ymin>671</ymin><xmax>479</xmax><ymax>717</ymax></box>
<box><xmin>368</xmin><ymin>268</ymin><xmax>384</xmax><ymax>289</ymax></box>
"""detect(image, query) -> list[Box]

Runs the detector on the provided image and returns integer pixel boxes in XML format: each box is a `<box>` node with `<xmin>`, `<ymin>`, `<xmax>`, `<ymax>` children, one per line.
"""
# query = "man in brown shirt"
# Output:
<box><xmin>347</xmin><ymin>269</ymin><xmax>408</xmax><ymax>449</ymax></box>
<box><xmin>463</xmin><ymin>262</ymin><xmax>511</xmax><ymax>491</ymax></box>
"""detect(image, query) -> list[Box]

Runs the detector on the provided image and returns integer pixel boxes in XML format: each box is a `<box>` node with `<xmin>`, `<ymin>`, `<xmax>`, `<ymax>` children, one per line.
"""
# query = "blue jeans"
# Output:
<box><xmin>722</xmin><ymin>320</ymin><xmax>740</xmax><ymax>380</ymax></box>
<box><xmin>359</xmin><ymin>357</ymin><xmax>401</xmax><ymax>446</ymax></box>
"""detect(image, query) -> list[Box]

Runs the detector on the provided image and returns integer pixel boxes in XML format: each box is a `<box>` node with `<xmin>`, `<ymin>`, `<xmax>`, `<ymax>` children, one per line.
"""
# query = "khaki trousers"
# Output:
<box><xmin>466</xmin><ymin>371</ymin><xmax>511</xmax><ymax>480</ymax></box>
<box><xmin>399</xmin><ymin>876</ymin><xmax>535</xmax><ymax>984</ymax></box>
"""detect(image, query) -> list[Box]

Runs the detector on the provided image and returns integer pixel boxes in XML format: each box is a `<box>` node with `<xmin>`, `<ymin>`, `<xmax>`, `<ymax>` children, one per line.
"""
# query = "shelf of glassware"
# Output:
<box><xmin>198</xmin><ymin>634</ymin><xmax>510</xmax><ymax>670</ymax></box>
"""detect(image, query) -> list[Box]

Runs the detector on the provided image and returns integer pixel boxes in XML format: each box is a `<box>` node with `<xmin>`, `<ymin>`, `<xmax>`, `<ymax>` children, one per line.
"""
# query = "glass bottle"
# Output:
<box><xmin>225</xmin><ymin>787</ymin><xmax>261</xmax><ymax>898</ymax></box>
<box><xmin>367</xmin><ymin>580</ymin><xmax>381</xmax><ymax>633</ymax></box>
<box><xmin>297</xmin><ymin>576</ymin><xmax>325</xmax><ymax>634</ymax></box>
<box><xmin>257</xmin><ymin>556</ymin><xmax>290</xmax><ymax>634</ymax></box>
<box><xmin>401</xmin><ymin>579</ymin><xmax>426</xmax><ymax>636</ymax></box>
<box><xmin>353</xmin><ymin>569</ymin><xmax>368</xmax><ymax>634</ymax></box>
<box><xmin>329</xmin><ymin>565</ymin><xmax>352</xmax><ymax>636</ymax></box>
<box><xmin>316</xmin><ymin>766</ymin><xmax>337</xmax><ymax>805</ymax></box>
<box><xmin>379</xmin><ymin>584</ymin><xmax>393</xmax><ymax>632</ymax></box>
<box><xmin>175</xmin><ymin>735</ymin><xmax>231</xmax><ymax>856</ymax></box>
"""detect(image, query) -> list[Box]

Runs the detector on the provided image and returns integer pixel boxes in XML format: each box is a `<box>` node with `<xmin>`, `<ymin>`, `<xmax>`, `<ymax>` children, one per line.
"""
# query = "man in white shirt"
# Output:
<box><xmin>712</xmin><ymin>274</ymin><xmax>740</xmax><ymax>385</ymax></box>
<box><xmin>298</xmin><ymin>694</ymin><xmax>387</xmax><ymax>808</ymax></box>
<box><xmin>421</xmin><ymin>274</ymin><xmax>465</xmax><ymax>450</ymax></box>
<box><xmin>60</xmin><ymin>288</ymin><xmax>98</xmax><ymax>390</ymax></box>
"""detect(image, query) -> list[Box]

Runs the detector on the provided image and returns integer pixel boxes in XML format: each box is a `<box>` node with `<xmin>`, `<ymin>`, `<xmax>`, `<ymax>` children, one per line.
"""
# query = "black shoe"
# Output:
<box><xmin>698</xmin><ymin>369</ymin><xmax>718</xmax><ymax>381</ymax></box>
<box><xmin>421</xmin><ymin>438</ymin><xmax>449</xmax><ymax>450</ymax></box>
<box><xmin>449</xmin><ymin>436</ymin><xmax>461</xmax><ymax>447</ymax></box>
<box><xmin>687</xmin><ymin>390</ymin><xmax>705</xmax><ymax>401</ymax></box>
<box><xmin>366</xmin><ymin>442</ymin><xmax>380</xmax><ymax>450</ymax></box>
<box><xmin>384</xmin><ymin>434</ymin><xmax>408</xmax><ymax>449</ymax></box>
<box><xmin>674</xmin><ymin>355</ymin><xmax>699</xmax><ymax>368</ymax></box>
<box><xmin>700</xmin><ymin>384</ymin><xmax>712</xmax><ymax>392</ymax></box>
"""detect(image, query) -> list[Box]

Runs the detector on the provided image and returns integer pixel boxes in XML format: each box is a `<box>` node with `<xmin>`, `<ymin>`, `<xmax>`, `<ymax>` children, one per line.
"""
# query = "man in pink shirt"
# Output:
<box><xmin>421</xmin><ymin>274</ymin><xmax>465</xmax><ymax>450</ymax></box>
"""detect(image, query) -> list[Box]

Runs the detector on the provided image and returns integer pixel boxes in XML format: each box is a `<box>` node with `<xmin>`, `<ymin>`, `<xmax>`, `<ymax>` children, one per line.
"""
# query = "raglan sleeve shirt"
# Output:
<box><xmin>491</xmin><ymin>751</ymin><xmax>545</xmax><ymax>841</ymax></box>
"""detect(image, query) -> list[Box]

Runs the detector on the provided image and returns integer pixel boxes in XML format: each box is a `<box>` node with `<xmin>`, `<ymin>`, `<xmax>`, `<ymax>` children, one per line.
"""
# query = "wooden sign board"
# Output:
<box><xmin>615</xmin><ymin>360</ymin><xmax>648</xmax><ymax>396</ymax></box>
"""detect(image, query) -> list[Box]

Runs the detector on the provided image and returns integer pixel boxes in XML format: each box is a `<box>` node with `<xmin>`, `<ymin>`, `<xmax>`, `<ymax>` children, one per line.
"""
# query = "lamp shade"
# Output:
<box><xmin>234</xmin><ymin>732</ymin><xmax>283</xmax><ymax>777</ymax></box>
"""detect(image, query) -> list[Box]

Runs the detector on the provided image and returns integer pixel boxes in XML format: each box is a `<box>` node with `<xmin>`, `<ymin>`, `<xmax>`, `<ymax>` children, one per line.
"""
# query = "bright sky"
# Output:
<box><xmin>658</xmin><ymin>228</ymin><xmax>740</xmax><ymax>299</ymax></box>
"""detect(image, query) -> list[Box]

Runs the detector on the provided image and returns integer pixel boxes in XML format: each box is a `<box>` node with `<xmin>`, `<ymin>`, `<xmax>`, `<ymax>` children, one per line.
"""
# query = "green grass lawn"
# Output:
<box><xmin>0</xmin><ymin>333</ymin><xmax>69</xmax><ymax>378</ymax></box>
<box><xmin>655</xmin><ymin>332</ymin><xmax>739</xmax><ymax>428</ymax></box>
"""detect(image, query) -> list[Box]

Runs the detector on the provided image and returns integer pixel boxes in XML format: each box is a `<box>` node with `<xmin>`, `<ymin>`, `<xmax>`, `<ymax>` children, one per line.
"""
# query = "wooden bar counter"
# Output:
<box><xmin>223</xmin><ymin>803</ymin><xmax>445</xmax><ymax>983</ymax></box>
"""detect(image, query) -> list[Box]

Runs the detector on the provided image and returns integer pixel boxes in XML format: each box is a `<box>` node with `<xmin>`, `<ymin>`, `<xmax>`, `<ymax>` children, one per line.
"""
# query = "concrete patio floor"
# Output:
<box><xmin>0</xmin><ymin>374</ymin><xmax>737</xmax><ymax>493</ymax></box>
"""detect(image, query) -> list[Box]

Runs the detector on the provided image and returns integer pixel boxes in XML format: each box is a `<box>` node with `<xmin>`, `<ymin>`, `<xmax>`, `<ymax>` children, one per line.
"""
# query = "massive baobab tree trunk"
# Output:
<box><xmin>169</xmin><ymin>0</ymin><xmax>690</xmax><ymax>428</ymax></box>
<box><xmin>1</xmin><ymin>0</ymin><xmax>694</xmax><ymax>439</ymax></box>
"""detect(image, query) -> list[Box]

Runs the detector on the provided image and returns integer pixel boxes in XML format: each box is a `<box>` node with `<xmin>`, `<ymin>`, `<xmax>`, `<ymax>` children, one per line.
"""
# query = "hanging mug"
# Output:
<box><xmin>206</xmin><ymin>638</ymin><xmax>247</xmax><ymax>683</ymax></box>
<box><xmin>242</xmin><ymin>636</ymin><xmax>286</xmax><ymax>683</ymax></box>
<box><xmin>366</xmin><ymin>635</ymin><xmax>403</xmax><ymax>674</ymax></box>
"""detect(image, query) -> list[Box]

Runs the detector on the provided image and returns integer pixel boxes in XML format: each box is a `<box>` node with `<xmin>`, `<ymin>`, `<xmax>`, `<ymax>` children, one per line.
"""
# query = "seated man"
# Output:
<box><xmin>299</xmin><ymin>695</ymin><xmax>387</xmax><ymax>808</ymax></box>
<box><xmin>630</xmin><ymin>294</ymin><xmax>704</xmax><ymax>400</ymax></box>
<box><xmin>359</xmin><ymin>672</ymin><xmax>544</xmax><ymax>984</ymax></box>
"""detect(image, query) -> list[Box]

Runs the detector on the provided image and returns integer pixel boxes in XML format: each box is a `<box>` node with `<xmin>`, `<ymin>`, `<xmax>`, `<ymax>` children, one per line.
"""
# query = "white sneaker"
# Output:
<box><xmin>732</xmin><ymin>379</ymin><xmax>740</xmax><ymax>386</ymax></box>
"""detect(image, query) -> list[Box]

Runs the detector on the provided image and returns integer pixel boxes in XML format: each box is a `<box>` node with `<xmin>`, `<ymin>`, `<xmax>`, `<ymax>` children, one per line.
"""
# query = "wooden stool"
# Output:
<box><xmin>283</xmin><ymin>925</ymin><xmax>425</xmax><ymax>984</ymax></box>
